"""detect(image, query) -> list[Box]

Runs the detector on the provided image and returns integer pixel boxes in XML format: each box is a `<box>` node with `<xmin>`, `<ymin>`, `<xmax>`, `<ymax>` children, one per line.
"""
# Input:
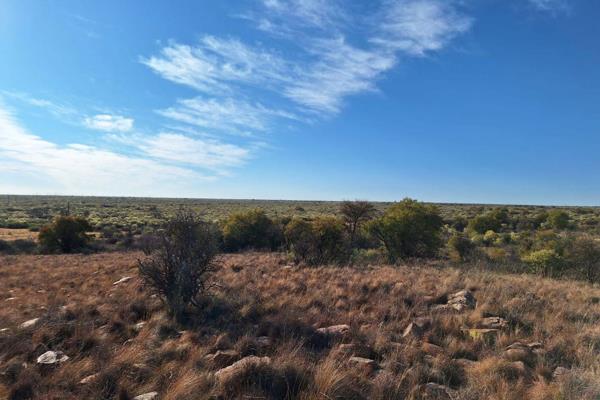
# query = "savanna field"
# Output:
<box><xmin>1</xmin><ymin>197</ymin><xmax>600</xmax><ymax>399</ymax></box>
<box><xmin>1</xmin><ymin>251</ymin><xmax>599</xmax><ymax>399</ymax></box>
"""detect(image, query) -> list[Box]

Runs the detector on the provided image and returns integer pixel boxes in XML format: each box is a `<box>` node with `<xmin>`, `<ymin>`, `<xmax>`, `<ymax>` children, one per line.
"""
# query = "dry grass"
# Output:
<box><xmin>0</xmin><ymin>229</ymin><xmax>37</xmax><ymax>242</ymax></box>
<box><xmin>1</xmin><ymin>251</ymin><xmax>599</xmax><ymax>399</ymax></box>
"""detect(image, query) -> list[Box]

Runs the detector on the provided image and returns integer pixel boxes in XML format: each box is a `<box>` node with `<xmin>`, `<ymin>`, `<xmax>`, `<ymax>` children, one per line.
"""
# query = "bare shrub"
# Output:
<box><xmin>138</xmin><ymin>210</ymin><xmax>219</xmax><ymax>322</ymax></box>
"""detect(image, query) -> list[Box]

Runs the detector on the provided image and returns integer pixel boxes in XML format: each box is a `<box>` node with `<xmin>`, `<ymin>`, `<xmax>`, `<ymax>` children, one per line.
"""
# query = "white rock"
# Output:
<box><xmin>113</xmin><ymin>276</ymin><xmax>132</xmax><ymax>285</ymax></box>
<box><xmin>37</xmin><ymin>351</ymin><xmax>69</xmax><ymax>364</ymax></box>
<box><xmin>133</xmin><ymin>392</ymin><xmax>158</xmax><ymax>400</ymax></box>
<box><xmin>5</xmin><ymin>297</ymin><xmax>17</xmax><ymax>301</ymax></box>
<box><xmin>20</xmin><ymin>318</ymin><xmax>40</xmax><ymax>328</ymax></box>
<box><xmin>79</xmin><ymin>373</ymin><xmax>99</xmax><ymax>384</ymax></box>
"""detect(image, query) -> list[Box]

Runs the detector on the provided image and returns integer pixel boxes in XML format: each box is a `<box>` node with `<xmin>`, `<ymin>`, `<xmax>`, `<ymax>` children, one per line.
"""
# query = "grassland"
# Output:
<box><xmin>1</xmin><ymin>251</ymin><xmax>599</xmax><ymax>399</ymax></box>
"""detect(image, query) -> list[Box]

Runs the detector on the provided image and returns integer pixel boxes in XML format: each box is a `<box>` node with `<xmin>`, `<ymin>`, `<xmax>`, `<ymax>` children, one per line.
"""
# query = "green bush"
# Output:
<box><xmin>38</xmin><ymin>216</ymin><xmax>93</xmax><ymax>253</ymax></box>
<box><xmin>566</xmin><ymin>235</ymin><xmax>600</xmax><ymax>283</ymax></box>
<box><xmin>547</xmin><ymin>209</ymin><xmax>570</xmax><ymax>230</ymax></box>
<box><xmin>285</xmin><ymin>216</ymin><xmax>348</xmax><ymax>265</ymax></box>
<box><xmin>368</xmin><ymin>198</ymin><xmax>443</xmax><ymax>262</ymax></box>
<box><xmin>467</xmin><ymin>214</ymin><xmax>502</xmax><ymax>235</ymax></box>
<box><xmin>448</xmin><ymin>233</ymin><xmax>475</xmax><ymax>262</ymax></box>
<box><xmin>522</xmin><ymin>249</ymin><xmax>564</xmax><ymax>277</ymax></box>
<box><xmin>222</xmin><ymin>209</ymin><xmax>283</xmax><ymax>252</ymax></box>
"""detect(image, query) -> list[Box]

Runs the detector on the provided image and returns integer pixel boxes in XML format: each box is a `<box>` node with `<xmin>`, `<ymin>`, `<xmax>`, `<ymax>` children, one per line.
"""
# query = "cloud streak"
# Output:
<box><xmin>84</xmin><ymin>114</ymin><xmax>134</xmax><ymax>132</ymax></box>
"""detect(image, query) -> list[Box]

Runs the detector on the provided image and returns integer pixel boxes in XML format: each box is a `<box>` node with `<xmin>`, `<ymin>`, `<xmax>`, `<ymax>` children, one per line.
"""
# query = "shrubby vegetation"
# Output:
<box><xmin>285</xmin><ymin>216</ymin><xmax>348</xmax><ymax>265</ymax></box>
<box><xmin>222</xmin><ymin>208</ymin><xmax>283</xmax><ymax>252</ymax></box>
<box><xmin>38</xmin><ymin>216</ymin><xmax>93</xmax><ymax>253</ymax></box>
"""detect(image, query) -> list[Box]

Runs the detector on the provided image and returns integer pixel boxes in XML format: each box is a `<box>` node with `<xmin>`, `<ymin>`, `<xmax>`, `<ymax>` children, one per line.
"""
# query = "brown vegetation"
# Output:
<box><xmin>1</xmin><ymin>251</ymin><xmax>599</xmax><ymax>399</ymax></box>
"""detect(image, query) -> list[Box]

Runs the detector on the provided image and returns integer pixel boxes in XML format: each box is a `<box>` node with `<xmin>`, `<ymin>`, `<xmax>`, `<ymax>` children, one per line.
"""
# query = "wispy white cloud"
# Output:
<box><xmin>83</xmin><ymin>114</ymin><xmax>134</xmax><ymax>132</ymax></box>
<box><xmin>158</xmin><ymin>97</ymin><xmax>300</xmax><ymax>135</ymax></box>
<box><xmin>0</xmin><ymin>105</ymin><xmax>211</xmax><ymax>196</ymax></box>
<box><xmin>144</xmin><ymin>0</ymin><xmax>472</xmax><ymax>118</ymax></box>
<box><xmin>373</xmin><ymin>0</ymin><xmax>473</xmax><ymax>56</ymax></box>
<box><xmin>1</xmin><ymin>91</ymin><xmax>76</xmax><ymax>117</ymax></box>
<box><xmin>528</xmin><ymin>0</ymin><xmax>570</xmax><ymax>13</ymax></box>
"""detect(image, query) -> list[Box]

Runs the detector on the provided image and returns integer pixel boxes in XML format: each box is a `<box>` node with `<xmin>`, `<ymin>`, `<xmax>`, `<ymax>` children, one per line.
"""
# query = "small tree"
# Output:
<box><xmin>138</xmin><ymin>211</ymin><xmax>219</xmax><ymax>322</ymax></box>
<box><xmin>547</xmin><ymin>209</ymin><xmax>570</xmax><ymax>230</ymax></box>
<box><xmin>285</xmin><ymin>216</ymin><xmax>348</xmax><ymax>265</ymax></box>
<box><xmin>340</xmin><ymin>200</ymin><xmax>376</xmax><ymax>247</ymax></box>
<box><xmin>567</xmin><ymin>235</ymin><xmax>600</xmax><ymax>283</ymax></box>
<box><xmin>448</xmin><ymin>233</ymin><xmax>475</xmax><ymax>262</ymax></box>
<box><xmin>38</xmin><ymin>216</ymin><xmax>92</xmax><ymax>253</ymax></box>
<box><xmin>522</xmin><ymin>249</ymin><xmax>564</xmax><ymax>277</ymax></box>
<box><xmin>368</xmin><ymin>198</ymin><xmax>443</xmax><ymax>262</ymax></box>
<box><xmin>222</xmin><ymin>209</ymin><xmax>283</xmax><ymax>252</ymax></box>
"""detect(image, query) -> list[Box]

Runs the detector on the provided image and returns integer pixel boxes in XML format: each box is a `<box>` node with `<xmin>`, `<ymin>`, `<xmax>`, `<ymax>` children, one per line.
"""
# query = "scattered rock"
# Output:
<box><xmin>504</xmin><ymin>343</ymin><xmax>537</xmax><ymax>364</ymax></box>
<box><xmin>553</xmin><ymin>366</ymin><xmax>570</xmax><ymax>379</ymax></box>
<box><xmin>5</xmin><ymin>297</ymin><xmax>17</xmax><ymax>301</ymax></box>
<box><xmin>215</xmin><ymin>356</ymin><xmax>271</xmax><ymax>383</ymax></box>
<box><xmin>0</xmin><ymin>328</ymin><xmax>9</xmax><ymax>334</ymax></box>
<box><xmin>447</xmin><ymin>290</ymin><xmax>476</xmax><ymax>311</ymax></box>
<box><xmin>256</xmin><ymin>336</ymin><xmax>272</xmax><ymax>348</ymax></box>
<box><xmin>112</xmin><ymin>276</ymin><xmax>132</xmax><ymax>285</ymax></box>
<box><xmin>403</xmin><ymin>322</ymin><xmax>424</xmax><ymax>339</ymax></box>
<box><xmin>20</xmin><ymin>318</ymin><xmax>40</xmax><ymax>329</ymax></box>
<box><xmin>348</xmin><ymin>356</ymin><xmax>377</xmax><ymax>374</ymax></box>
<box><xmin>133</xmin><ymin>322</ymin><xmax>146</xmax><ymax>332</ymax></box>
<box><xmin>133</xmin><ymin>392</ymin><xmax>158</xmax><ymax>400</ymax></box>
<box><xmin>205</xmin><ymin>350</ymin><xmax>239</xmax><ymax>368</ymax></box>
<box><xmin>79</xmin><ymin>373</ymin><xmax>99</xmax><ymax>384</ymax></box>
<box><xmin>317</xmin><ymin>324</ymin><xmax>350</xmax><ymax>338</ymax></box>
<box><xmin>422</xmin><ymin>342</ymin><xmax>444</xmax><ymax>356</ymax></box>
<box><xmin>463</xmin><ymin>328</ymin><xmax>499</xmax><ymax>343</ymax></box>
<box><xmin>421</xmin><ymin>382</ymin><xmax>452</xmax><ymax>400</ymax></box>
<box><xmin>479</xmin><ymin>316</ymin><xmax>508</xmax><ymax>330</ymax></box>
<box><xmin>454</xmin><ymin>358</ymin><xmax>477</xmax><ymax>368</ymax></box>
<box><xmin>37</xmin><ymin>351</ymin><xmax>69</xmax><ymax>365</ymax></box>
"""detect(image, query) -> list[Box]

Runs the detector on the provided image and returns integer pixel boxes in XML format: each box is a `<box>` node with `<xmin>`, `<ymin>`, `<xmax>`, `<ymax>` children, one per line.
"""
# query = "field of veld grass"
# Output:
<box><xmin>1</xmin><ymin>250</ymin><xmax>599</xmax><ymax>399</ymax></box>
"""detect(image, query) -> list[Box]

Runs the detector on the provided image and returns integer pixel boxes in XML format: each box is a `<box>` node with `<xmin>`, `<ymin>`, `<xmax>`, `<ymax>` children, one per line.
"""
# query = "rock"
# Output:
<box><xmin>5</xmin><ymin>297</ymin><xmax>17</xmax><ymax>301</ymax></box>
<box><xmin>316</xmin><ymin>324</ymin><xmax>350</xmax><ymax>338</ymax></box>
<box><xmin>20</xmin><ymin>318</ymin><xmax>40</xmax><ymax>329</ymax></box>
<box><xmin>422</xmin><ymin>342</ymin><xmax>444</xmax><ymax>356</ymax></box>
<box><xmin>479</xmin><ymin>316</ymin><xmax>508</xmax><ymax>329</ymax></box>
<box><xmin>421</xmin><ymin>382</ymin><xmax>452</xmax><ymax>400</ymax></box>
<box><xmin>37</xmin><ymin>351</ymin><xmax>69</xmax><ymax>365</ymax></box>
<box><xmin>504</xmin><ymin>343</ymin><xmax>535</xmax><ymax>363</ymax></box>
<box><xmin>133</xmin><ymin>322</ymin><xmax>146</xmax><ymax>332</ymax></box>
<box><xmin>214</xmin><ymin>356</ymin><xmax>271</xmax><ymax>383</ymax></box>
<box><xmin>348</xmin><ymin>356</ymin><xmax>377</xmax><ymax>374</ymax></box>
<box><xmin>112</xmin><ymin>276</ymin><xmax>132</xmax><ymax>285</ymax></box>
<box><xmin>0</xmin><ymin>328</ymin><xmax>9</xmax><ymax>334</ymax></box>
<box><xmin>79</xmin><ymin>373</ymin><xmax>99</xmax><ymax>384</ymax></box>
<box><xmin>553</xmin><ymin>366</ymin><xmax>570</xmax><ymax>379</ymax></box>
<box><xmin>447</xmin><ymin>290</ymin><xmax>476</xmax><ymax>311</ymax></box>
<box><xmin>462</xmin><ymin>328</ymin><xmax>499</xmax><ymax>343</ymax></box>
<box><xmin>205</xmin><ymin>350</ymin><xmax>239</xmax><ymax>368</ymax></box>
<box><xmin>133</xmin><ymin>392</ymin><xmax>158</xmax><ymax>400</ymax></box>
<box><xmin>454</xmin><ymin>358</ymin><xmax>477</xmax><ymax>368</ymax></box>
<box><xmin>256</xmin><ymin>336</ymin><xmax>272</xmax><ymax>348</ymax></box>
<box><xmin>403</xmin><ymin>322</ymin><xmax>424</xmax><ymax>339</ymax></box>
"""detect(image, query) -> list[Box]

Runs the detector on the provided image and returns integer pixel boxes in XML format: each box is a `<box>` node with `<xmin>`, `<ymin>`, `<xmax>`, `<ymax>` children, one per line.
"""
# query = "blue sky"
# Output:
<box><xmin>0</xmin><ymin>0</ymin><xmax>598</xmax><ymax>204</ymax></box>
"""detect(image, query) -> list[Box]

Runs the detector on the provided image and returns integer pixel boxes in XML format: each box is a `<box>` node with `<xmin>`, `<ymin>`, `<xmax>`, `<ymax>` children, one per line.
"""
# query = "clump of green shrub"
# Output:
<box><xmin>368</xmin><ymin>198</ymin><xmax>443</xmax><ymax>262</ymax></box>
<box><xmin>285</xmin><ymin>216</ymin><xmax>348</xmax><ymax>265</ymax></box>
<box><xmin>222</xmin><ymin>209</ymin><xmax>283</xmax><ymax>252</ymax></box>
<box><xmin>448</xmin><ymin>233</ymin><xmax>476</xmax><ymax>262</ymax></box>
<box><xmin>546</xmin><ymin>209</ymin><xmax>570</xmax><ymax>230</ymax></box>
<box><xmin>38</xmin><ymin>216</ymin><xmax>93</xmax><ymax>253</ymax></box>
<box><xmin>522</xmin><ymin>249</ymin><xmax>564</xmax><ymax>277</ymax></box>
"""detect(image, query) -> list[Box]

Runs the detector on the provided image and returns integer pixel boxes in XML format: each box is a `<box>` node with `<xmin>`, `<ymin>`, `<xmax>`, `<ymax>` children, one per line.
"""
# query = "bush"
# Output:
<box><xmin>368</xmin><ymin>198</ymin><xmax>443</xmax><ymax>262</ymax></box>
<box><xmin>467</xmin><ymin>214</ymin><xmax>502</xmax><ymax>235</ymax></box>
<box><xmin>448</xmin><ymin>233</ymin><xmax>475</xmax><ymax>262</ymax></box>
<box><xmin>285</xmin><ymin>216</ymin><xmax>349</xmax><ymax>265</ymax></box>
<box><xmin>138</xmin><ymin>211</ymin><xmax>219</xmax><ymax>322</ymax></box>
<box><xmin>522</xmin><ymin>249</ymin><xmax>565</xmax><ymax>277</ymax></box>
<box><xmin>566</xmin><ymin>235</ymin><xmax>600</xmax><ymax>283</ymax></box>
<box><xmin>38</xmin><ymin>216</ymin><xmax>93</xmax><ymax>253</ymax></box>
<box><xmin>547</xmin><ymin>209</ymin><xmax>570</xmax><ymax>230</ymax></box>
<box><xmin>222</xmin><ymin>209</ymin><xmax>283</xmax><ymax>252</ymax></box>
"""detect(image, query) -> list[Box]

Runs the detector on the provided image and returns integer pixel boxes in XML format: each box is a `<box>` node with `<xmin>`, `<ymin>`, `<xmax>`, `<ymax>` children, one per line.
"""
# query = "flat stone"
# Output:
<box><xmin>20</xmin><ymin>318</ymin><xmax>40</xmax><ymax>329</ymax></box>
<box><xmin>205</xmin><ymin>350</ymin><xmax>239</xmax><ymax>369</ymax></box>
<box><xmin>447</xmin><ymin>290</ymin><xmax>476</xmax><ymax>311</ymax></box>
<box><xmin>479</xmin><ymin>316</ymin><xmax>508</xmax><ymax>329</ymax></box>
<box><xmin>37</xmin><ymin>351</ymin><xmax>69</xmax><ymax>364</ymax></box>
<box><xmin>112</xmin><ymin>276</ymin><xmax>132</xmax><ymax>285</ymax></box>
<box><xmin>133</xmin><ymin>392</ymin><xmax>158</xmax><ymax>400</ymax></box>
<box><xmin>215</xmin><ymin>356</ymin><xmax>271</xmax><ymax>383</ymax></box>
<box><xmin>316</xmin><ymin>324</ymin><xmax>350</xmax><ymax>337</ymax></box>
<box><xmin>79</xmin><ymin>373</ymin><xmax>99</xmax><ymax>384</ymax></box>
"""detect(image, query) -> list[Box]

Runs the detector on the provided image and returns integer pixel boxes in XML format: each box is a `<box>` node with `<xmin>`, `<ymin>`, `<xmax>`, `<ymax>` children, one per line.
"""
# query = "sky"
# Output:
<box><xmin>0</xmin><ymin>0</ymin><xmax>599</xmax><ymax>205</ymax></box>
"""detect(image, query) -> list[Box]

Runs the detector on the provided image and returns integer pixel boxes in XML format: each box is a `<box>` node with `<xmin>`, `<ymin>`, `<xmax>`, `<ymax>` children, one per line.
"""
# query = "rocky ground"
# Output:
<box><xmin>0</xmin><ymin>252</ymin><xmax>599</xmax><ymax>399</ymax></box>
